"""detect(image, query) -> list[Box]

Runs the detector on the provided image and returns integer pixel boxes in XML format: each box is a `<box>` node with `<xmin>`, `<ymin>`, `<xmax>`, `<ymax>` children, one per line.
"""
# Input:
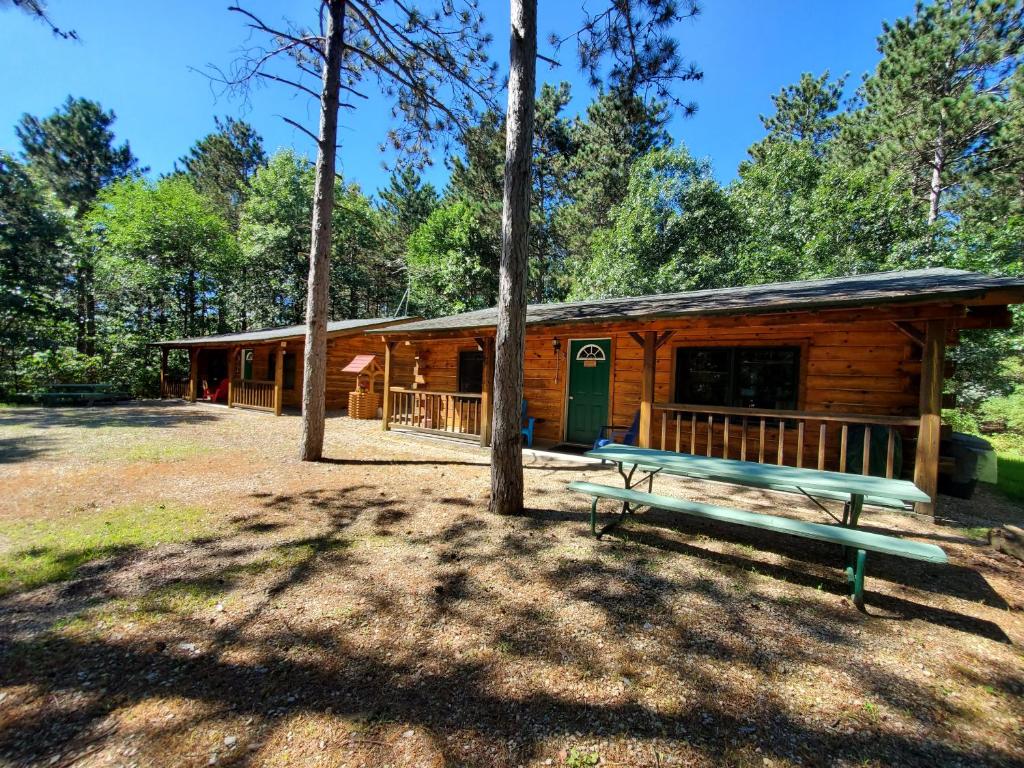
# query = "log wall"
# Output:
<box><xmin>240</xmin><ymin>334</ymin><xmax>415</xmax><ymax>411</ymax></box>
<box><xmin>404</xmin><ymin>317</ymin><xmax>927</xmax><ymax>446</ymax></box>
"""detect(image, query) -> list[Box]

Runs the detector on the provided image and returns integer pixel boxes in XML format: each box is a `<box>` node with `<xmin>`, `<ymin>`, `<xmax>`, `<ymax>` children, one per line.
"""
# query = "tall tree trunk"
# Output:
<box><xmin>300</xmin><ymin>0</ymin><xmax>345</xmax><ymax>461</ymax></box>
<box><xmin>75</xmin><ymin>260</ymin><xmax>88</xmax><ymax>355</ymax></box>
<box><xmin>928</xmin><ymin>126</ymin><xmax>944</xmax><ymax>225</ymax></box>
<box><xmin>84</xmin><ymin>261</ymin><xmax>96</xmax><ymax>357</ymax></box>
<box><xmin>489</xmin><ymin>0</ymin><xmax>537</xmax><ymax>516</ymax></box>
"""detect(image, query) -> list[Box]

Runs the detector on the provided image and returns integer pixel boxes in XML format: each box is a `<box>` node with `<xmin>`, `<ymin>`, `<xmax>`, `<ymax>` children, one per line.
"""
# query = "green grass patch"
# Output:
<box><xmin>996</xmin><ymin>453</ymin><xmax>1024</xmax><ymax>501</ymax></box>
<box><xmin>0</xmin><ymin>503</ymin><xmax>208</xmax><ymax>596</ymax></box>
<box><xmin>98</xmin><ymin>438</ymin><xmax>206</xmax><ymax>463</ymax></box>
<box><xmin>958</xmin><ymin>526</ymin><xmax>991</xmax><ymax>541</ymax></box>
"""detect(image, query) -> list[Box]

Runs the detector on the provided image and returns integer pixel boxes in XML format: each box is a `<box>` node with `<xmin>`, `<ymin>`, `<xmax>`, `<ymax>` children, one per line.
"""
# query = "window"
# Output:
<box><xmin>458</xmin><ymin>349</ymin><xmax>484</xmax><ymax>393</ymax></box>
<box><xmin>268</xmin><ymin>352</ymin><xmax>297</xmax><ymax>389</ymax></box>
<box><xmin>242</xmin><ymin>349</ymin><xmax>254</xmax><ymax>380</ymax></box>
<box><xmin>575</xmin><ymin>343</ymin><xmax>606</xmax><ymax>361</ymax></box>
<box><xmin>674</xmin><ymin>346</ymin><xmax>800</xmax><ymax>410</ymax></box>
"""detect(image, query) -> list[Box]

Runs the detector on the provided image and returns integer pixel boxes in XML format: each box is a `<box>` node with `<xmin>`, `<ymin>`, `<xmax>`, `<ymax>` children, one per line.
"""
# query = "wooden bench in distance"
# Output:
<box><xmin>567</xmin><ymin>480</ymin><xmax>947</xmax><ymax>609</ymax></box>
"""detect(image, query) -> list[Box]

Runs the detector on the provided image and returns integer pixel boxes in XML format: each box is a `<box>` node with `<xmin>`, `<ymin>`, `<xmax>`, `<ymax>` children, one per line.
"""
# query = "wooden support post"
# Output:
<box><xmin>480</xmin><ymin>336</ymin><xmax>495</xmax><ymax>447</ymax></box>
<box><xmin>226</xmin><ymin>347</ymin><xmax>236</xmax><ymax>407</ymax></box>
<box><xmin>159</xmin><ymin>347</ymin><xmax>168</xmax><ymax>399</ymax></box>
<box><xmin>381</xmin><ymin>341</ymin><xmax>395</xmax><ymax>431</ymax></box>
<box><xmin>274</xmin><ymin>343</ymin><xmax>285</xmax><ymax>416</ymax></box>
<box><xmin>913</xmin><ymin>319</ymin><xmax>946</xmax><ymax>517</ymax></box>
<box><xmin>188</xmin><ymin>348</ymin><xmax>199</xmax><ymax>403</ymax></box>
<box><xmin>639</xmin><ymin>330</ymin><xmax>657</xmax><ymax>449</ymax></box>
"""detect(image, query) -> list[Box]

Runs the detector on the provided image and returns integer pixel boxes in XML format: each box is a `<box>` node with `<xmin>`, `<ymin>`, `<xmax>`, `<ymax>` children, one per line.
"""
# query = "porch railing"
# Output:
<box><xmin>231</xmin><ymin>379</ymin><xmax>276</xmax><ymax>412</ymax></box>
<box><xmin>162</xmin><ymin>377</ymin><xmax>189</xmax><ymax>400</ymax></box>
<box><xmin>387</xmin><ymin>387</ymin><xmax>482</xmax><ymax>439</ymax></box>
<box><xmin>651</xmin><ymin>403</ymin><xmax>920</xmax><ymax>479</ymax></box>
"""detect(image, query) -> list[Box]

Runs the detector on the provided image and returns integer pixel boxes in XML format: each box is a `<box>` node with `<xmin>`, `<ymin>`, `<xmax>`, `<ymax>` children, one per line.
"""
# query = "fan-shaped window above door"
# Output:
<box><xmin>575</xmin><ymin>343</ymin><xmax>607</xmax><ymax>361</ymax></box>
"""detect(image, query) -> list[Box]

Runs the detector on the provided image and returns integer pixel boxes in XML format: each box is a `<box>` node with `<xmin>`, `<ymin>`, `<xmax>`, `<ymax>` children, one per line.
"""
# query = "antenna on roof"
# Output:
<box><xmin>394</xmin><ymin>286</ymin><xmax>410</xmax><ymax>318</ymax></box>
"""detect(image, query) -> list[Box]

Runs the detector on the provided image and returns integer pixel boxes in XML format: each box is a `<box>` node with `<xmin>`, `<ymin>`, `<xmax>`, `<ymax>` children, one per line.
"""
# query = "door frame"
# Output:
<box><xmin>561</xmin><ymin>336</ymin><xmax>614</xmax><ymax>444</ymax></box>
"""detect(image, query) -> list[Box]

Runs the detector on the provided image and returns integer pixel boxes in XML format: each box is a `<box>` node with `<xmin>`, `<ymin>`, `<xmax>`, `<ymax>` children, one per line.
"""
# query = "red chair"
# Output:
<box><xmin>209</xmin><ymin>379</ymin><xmax>229</xmax><ymax>403</ymax></box>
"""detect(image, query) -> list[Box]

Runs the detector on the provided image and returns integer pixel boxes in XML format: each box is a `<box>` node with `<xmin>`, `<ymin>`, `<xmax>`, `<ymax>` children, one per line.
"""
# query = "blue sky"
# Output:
<box><xmin>0</xmin><ymin>0</ymin><xmax>916</xmax><ymax>194</ymax></box>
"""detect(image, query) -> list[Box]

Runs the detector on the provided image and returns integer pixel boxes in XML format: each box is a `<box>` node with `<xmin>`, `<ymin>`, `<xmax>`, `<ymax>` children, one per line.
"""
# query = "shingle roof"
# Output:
<box><xmin>375</xmin><ymin>268</ymin><xmax>1024</xmax><ymax>336</ymax></box>
<box><xmin>154</xmin><ymin>317</ymin><xmax>415</xmax><ymax>347</ymax></box>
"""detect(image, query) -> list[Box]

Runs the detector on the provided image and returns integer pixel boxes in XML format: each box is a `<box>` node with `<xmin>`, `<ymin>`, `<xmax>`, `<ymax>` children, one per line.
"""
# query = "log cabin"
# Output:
<box><xmin>153</xmin><ymin>317</ymin><xmax>418</xmax><ymax>415</ymax></box>
<box><xmin>371</xmin><ymin>268</ymin><xmax>1024</xmax><ymax>515</ymax></box>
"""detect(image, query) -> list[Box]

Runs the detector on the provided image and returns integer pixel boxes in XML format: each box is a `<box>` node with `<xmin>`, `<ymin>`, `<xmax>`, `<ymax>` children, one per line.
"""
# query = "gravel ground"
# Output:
<box><xmin>1</xmin><ymin>401</ymin><xmax>1022</xmax><ymax>768</ymax></box>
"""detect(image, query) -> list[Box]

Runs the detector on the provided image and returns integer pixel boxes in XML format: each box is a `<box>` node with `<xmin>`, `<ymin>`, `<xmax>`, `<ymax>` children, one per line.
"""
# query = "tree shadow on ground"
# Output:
<box><xmin>0</xmin><ymin>480</ymin><xmax>1018</xmax><ymax>767</ymax></box>
<box><xmin>0</xmin><ymin>401</ymin><xmax>224</xmax><ymax>434</ymax></box>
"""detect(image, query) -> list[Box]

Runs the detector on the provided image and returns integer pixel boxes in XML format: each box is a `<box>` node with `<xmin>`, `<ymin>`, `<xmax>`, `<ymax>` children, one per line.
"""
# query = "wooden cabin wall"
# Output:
<box><xmin>401</xmin><ymin>317</ymin><xmax>926</xmax><ymax>460</ymax></box>
<box><xmin>325</xmin><ymin>335</ymin><xmax>414</xmax><ymax>408</ymax></box>
<box><xmin>236</xmin><ymin>334</ymin><xmax>415</xmax><ymax>411</ymax></box>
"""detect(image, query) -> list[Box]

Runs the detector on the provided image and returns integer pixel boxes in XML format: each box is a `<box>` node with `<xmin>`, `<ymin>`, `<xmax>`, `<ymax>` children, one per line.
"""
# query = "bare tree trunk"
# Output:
<box><xmin>928</xmin><ymin>127</ymin><xmax>944</xmax><ymax>225</ymax></box>
<box><xmin>489</xmin><ymin>0</ymin><xmax>536</xmax><ymax>516</ymax></box>
<box><xmin>300</xmin><ymin>0</ymin><xmax>345</xmax><ymax>461</ymax></box>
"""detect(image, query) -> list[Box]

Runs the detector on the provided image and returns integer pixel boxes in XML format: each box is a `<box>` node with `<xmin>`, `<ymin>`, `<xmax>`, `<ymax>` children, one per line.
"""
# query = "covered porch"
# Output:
<box><xmin>159</xmin><ymin>340</ymin><xmax>299</xmax><ymax>416</ymax></box>
<box><xmin>373</xmin><ymin>269</ymin><xmax>1024</xmax><ymax>516</ymax></box>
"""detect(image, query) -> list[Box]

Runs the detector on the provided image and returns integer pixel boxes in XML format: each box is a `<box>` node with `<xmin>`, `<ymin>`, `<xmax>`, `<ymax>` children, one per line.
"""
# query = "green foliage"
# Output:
<box><xmin>379</xmin><ymin>166</ymin><xmax>439</xmax><ymax>245</ymax></box>
<box><xmin>997</xmin><ymin>454</ymin><xmax>1024</xmax><ymax>500</ymax></box>
<box><xmin>238</xmin><ymin>149</ymin><xmax>314</xmax><ymax>327</ymax></box>
<box><xmin>0</xmin><ymin>152</ymin><xmax>66</xmax><ymax>395</ymax></box>
<box><xmin>753</xmin><ymin>70</ymin><xmax>847</xmax><ymax>157</ymax></box>
<box><xmin>13</xmin><ymin>348</ymin><xmax>104</xmax><ymax>393</ymax></box>
<box><xmin>564</xmin><ymin>747</ymin><xmax>600</xmax><ymax>768</ymax></box>
<box><xmin>16</xmin><ymin>96</ymin><xmax>139</xmax><ymax>218</ymax></box>
<box><xmin>732</xmin><ymin>140</ymin><xmax>930</xmax><ymax>282</ymax></box>
<box><xmin>82</xmin><ymin>175</ymin><xmax>236</xmax><ymax>394</ymax></box>
<box><xmin>560</xmin><ymin>91</ymin><xmax>671</xmax><ymax>262</ymax></box>
<box><xmin>573</xmin><ymin>147</ymin><xmax>740</xmax><ymax>298</ymax></box>
<box><xmin>407</xmin><ymin>201</ymin><xmax>497</xmax><ymax>317</ymax></box>
<box><xmin>377</xmin><ymin>166</ymin><xmax>438</xmax><ymax>311</ymax></box>
<box><xmin>330</xmin><ymin>182</ymin><xmax>395</xmax><ymax>318</ymax></box>
<box><xmin>177</xmin><ymin>116</ymin><xmax>266</xmax><ymax>229</ymax></box>
<box><xmin>848</xmin><ymin>0</ymin><xmax>1021</xmax><ymax>221</ymax></box>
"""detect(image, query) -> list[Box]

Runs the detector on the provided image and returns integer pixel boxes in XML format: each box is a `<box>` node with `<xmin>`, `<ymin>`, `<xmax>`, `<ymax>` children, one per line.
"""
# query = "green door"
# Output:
<box><xmin>566</xmin><ymin>339</ymin><xmax>612</xmax><ymax>444</ymax></box>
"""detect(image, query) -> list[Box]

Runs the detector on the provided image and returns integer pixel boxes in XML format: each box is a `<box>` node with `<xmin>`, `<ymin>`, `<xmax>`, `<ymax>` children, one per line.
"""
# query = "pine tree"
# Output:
<box><xmin>750</xmin><ymin>71</ymin><xmax>847</xmax><ymax>160</ymax></box>
<box><xmin>853</xmin><ymin>0</ymin><xmax>1023</xmax><ymax>223</ymax></box>
<box><xmin>16</xmin><ymin>97</ymin><xmax>139</xmax><ymax>356</ymax></box>
<box><xmin>177</xmin><ymin>117</ymin><xmax>266</xmax><ymax>230</ymax></box>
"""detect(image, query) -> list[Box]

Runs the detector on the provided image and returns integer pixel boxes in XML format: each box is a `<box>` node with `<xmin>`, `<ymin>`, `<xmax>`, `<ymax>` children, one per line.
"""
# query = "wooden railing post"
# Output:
<box><xmin>274</xmin><ymin>343</ymin><xmax>285</xmax><ymax>416</ymax></box>
<box><xmin>480</xmin><ymin>337</ymin><xmax>495</xmax><ymax>447</ymax></box>
<box><xmin>638</xmin><ymin>331</ymin><xmax>656</xmax><ymax>448</ymax></box>
<box><xmin>227</xmin><ymin>347</ymin><xmax>236</xmax><ymax>407</ymax></box>
<box><xmin>381</xmin><ymin>340</ymin><xmax>395</xmax><ymax>430</ymax></box>
<box><xmin>188</xmin><ymin>348</ymin><xmax>199</xmax><ymax>403</ymax></box>
<box><xmin>914</xmin><ymin>319</ymin><xmax>946</xmax><ymax>516</ymax></box>
<box><xmin>159</xmin><ymin>347</ymin><xmax>168</xmax><ymax>399</ymax></box>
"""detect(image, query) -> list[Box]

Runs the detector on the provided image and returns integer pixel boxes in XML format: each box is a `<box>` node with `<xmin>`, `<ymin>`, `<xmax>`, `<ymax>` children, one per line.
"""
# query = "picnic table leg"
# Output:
<box><xmin>847</xmin><ymin>494</ymin><xmax>864</xmax><ymax>528</ymax></box>
<box><xmin>844</xmin><ymin>549</ymin><xmax>867</xmax><ymax>610</ymax></box>
<box><xmin>590</xmin><ymin>498</ymin><xmax>598</xmax><ymax>536</ymax></box>
<box><xmin>616</xmin><ymin>462</ymin><xmax>639</xmax><ymax>516</ymax></box>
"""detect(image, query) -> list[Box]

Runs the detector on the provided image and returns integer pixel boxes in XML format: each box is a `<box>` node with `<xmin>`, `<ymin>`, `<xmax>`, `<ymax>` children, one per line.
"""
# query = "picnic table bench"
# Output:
<box><xmin>569</xmin><ymin>444</ymin><xmax>945</xmax><ymax>609</ymax></box>
<box><xmin>38</xmin><ymin>383</ymin><xmax>128</xmax><ymax>407</ymax></box>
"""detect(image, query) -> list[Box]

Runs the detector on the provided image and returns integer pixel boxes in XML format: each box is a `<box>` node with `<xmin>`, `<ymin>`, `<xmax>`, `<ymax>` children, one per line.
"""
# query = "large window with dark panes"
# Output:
<box><xmin>457</xmin><ymin>349</ymin><xmax>484</xmax><ymax>393</ymax></box>
<box><xmin>673</xmin><ymin>346</ymin><xmax>800</xmax><ymax>410</ymax></box>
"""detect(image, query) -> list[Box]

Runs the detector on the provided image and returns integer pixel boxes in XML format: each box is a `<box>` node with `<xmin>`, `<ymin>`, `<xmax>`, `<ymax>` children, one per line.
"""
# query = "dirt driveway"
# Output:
<box><xmin>1</xmin><ymin>402</ymin><xmax>1022</xmax><ymax>767</ymax></box>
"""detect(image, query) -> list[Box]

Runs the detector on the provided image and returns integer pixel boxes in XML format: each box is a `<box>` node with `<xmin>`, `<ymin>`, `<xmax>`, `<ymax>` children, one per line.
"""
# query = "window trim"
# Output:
<box><xmin>668</xmin><ymin>339</ymin><xmax>809</xmax><ymax>411</ymax></box>
<box><xmin>242</xmin><ymin>348</ymin><xmax>254</xmax><ymax>381</ymax></box>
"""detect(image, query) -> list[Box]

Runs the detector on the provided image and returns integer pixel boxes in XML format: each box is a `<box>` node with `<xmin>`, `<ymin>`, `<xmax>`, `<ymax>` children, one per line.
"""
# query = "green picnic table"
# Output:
<box><xmin>568</xmin><ymin>443</ymin><xmax>944</xmax><ymax>609</ymax></box>
<box><xmin>38</xmin><ymin>383</ymin><xmax>128</xmax><ymax>406</ymax></box>
<box><xmin>586</xmin><ymin>443</ymin><xmax>931</xmax><ymax>528</ymax></box>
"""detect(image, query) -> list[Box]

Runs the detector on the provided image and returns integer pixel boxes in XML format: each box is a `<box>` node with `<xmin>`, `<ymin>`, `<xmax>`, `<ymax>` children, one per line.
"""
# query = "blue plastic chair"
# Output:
<box><xmin>593</xmin><ymin>410</ymin><xmax>640</xmax><ymax>451</ymax></box>
<box><xmin>521</xmin><ymin>400</ymin><xmax>537</xmax><ymax>447</ymax></box>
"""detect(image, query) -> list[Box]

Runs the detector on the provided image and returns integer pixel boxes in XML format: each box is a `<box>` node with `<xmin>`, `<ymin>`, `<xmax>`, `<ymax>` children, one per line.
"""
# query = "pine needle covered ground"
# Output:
<box><xmin>1</xmin><ymin>402</ymin><xmax>1022</xmax><ymax>767</ymax></box>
